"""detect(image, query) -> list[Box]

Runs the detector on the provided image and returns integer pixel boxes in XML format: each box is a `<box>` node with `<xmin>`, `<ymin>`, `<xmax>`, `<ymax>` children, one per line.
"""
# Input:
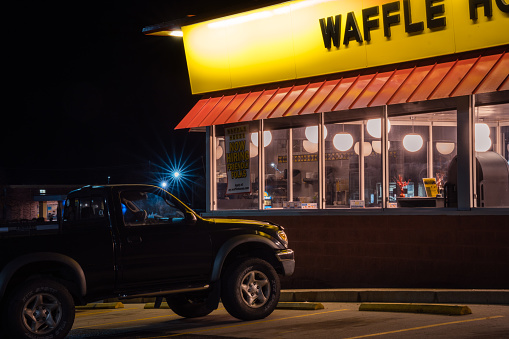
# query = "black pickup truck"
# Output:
<box><xmin>0</xmin><ymin>184</ymin><xmax>294</xmax><ymax>339</ymax></box>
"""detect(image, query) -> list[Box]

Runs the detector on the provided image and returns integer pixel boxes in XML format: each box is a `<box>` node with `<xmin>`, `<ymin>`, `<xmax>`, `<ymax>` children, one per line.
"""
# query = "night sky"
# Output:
<box><xmin>2</xmin><ymin>0</ymin><xmax>279</xmax><ymax>186</ymax></box>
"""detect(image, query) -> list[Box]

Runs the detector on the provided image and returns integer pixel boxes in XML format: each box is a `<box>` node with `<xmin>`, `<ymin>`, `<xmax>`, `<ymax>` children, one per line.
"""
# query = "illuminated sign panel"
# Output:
<box><xmin>182</xmin><ymin>0</ymin><xmax>509</xmax><ymax>94</ymax></box>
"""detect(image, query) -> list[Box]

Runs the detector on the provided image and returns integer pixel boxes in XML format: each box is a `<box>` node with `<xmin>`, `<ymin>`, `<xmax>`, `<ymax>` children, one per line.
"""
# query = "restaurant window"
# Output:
<box><xmin>264</xmin><ymin>128</ymin><xmax>289</xmax><ymax>209</ymax></box>
<box><xmin>363</xmin><ymin>119</ymin><xmax>384</xmax><ymax>208</ymax></box>
<box><xmin>324</xmin><ymin>122</ymin><xmax>360</xmax><ymax>208</ymax></box>
<box><xmin>432</xmin><ymin>112</ymin><xmax>457</xmax><ymax>198</ymax></box>
<box><xmin>215</xmin><ymin>123</ymin><xmax>259</xmax><ymax>210</ymax></box>
<box><xmin>291</xmin><ymin>126</ymin><xmax>319</xmax><ymax>208</ymax></box>
<box><xmin>474</xmin><ymin>103</ymin><xmax>509</xmax><ymax>208</ymax></box>
<box><xmin>388</xmin><ymin>114</ymin><xmax>432</xmax><ymax>207</ymax></box>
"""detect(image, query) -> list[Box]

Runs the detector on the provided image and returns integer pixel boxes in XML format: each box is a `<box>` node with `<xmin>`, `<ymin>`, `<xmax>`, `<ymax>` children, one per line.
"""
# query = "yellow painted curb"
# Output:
<box><xmin>144</xmin><ymin>302</ymin><xmax>170</xmax><ymax>309</ymax></box>
<box><xmin>277</xmin><ymin>302</ymin><xmax>325</xmax><ymax>310</ymax></box>
<box><xmin>76</xmin><ymin>302</ymin><xmax>124</xmax><ymax>310</ymax></box>
<box><xmin>359</xmin><ymin>303</ymin><xmax>472</xmax><ymax>315</ymax></box>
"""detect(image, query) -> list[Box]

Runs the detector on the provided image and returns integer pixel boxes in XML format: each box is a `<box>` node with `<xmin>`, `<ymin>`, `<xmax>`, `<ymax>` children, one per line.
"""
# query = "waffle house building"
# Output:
<box><xmin>144</xmin><ymin>0</ymin><xmax>509</xmax><ymax>288</ymax></box>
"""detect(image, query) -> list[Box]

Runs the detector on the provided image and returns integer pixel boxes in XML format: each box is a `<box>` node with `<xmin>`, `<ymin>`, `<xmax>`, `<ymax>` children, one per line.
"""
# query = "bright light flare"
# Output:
<box><xmin>169</xmin><ymin>30</ymin><xmax>183</xmax><ymax>37</ymax></box>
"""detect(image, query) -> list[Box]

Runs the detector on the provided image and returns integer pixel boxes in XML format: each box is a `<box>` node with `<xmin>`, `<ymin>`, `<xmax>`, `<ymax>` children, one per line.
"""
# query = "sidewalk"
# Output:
<box><xmin>279</xmin><ymin>289</ymin><xmax>509</xmax><ymax>305</ymax></box>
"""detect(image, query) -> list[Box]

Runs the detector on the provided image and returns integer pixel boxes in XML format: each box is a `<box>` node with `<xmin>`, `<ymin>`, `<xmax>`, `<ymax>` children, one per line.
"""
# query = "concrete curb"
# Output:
<box><xmin>279</xmin><ymin>289</ymin><xmax>509</xmax><ymax>305</ymax></box>
<box><xmin>359</xmin><ymin>303</ymin><xmax>472</xmax><ymax>315</ymax></box>
<box><xmin>277</xmin><ymin>302</ymin><xmax>324</xmax><ymax>310</ymax></box>
<box><xmin>76</xmin><ymin>302</ymin><xmax>124</xmax><ymax>310</ymax></box>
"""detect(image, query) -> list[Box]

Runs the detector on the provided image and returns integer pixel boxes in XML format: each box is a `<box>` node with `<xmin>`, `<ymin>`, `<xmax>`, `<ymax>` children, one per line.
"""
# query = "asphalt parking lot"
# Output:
<box><xmin>68</xmin><ymin>302</ymin><xmax>509</xmax><ymax>338</ymax></box>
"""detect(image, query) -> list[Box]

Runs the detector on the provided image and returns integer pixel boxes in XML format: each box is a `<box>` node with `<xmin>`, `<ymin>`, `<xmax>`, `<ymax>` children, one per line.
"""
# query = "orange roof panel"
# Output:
<box><xmin>390</xmin><ymin>65</ymin><xmax>433</xmax><ymax>104</ymax></box>
<box><xmin>476</xmin><ymin>52</ymin><xmax>509</xmax><ymax>93</ymax></box>
<box><xmin>369</xmin><ymin>68</ymin><xmax>413</xmax><ymax>107</ymax></box>
<box><xmin>241</xmin><ymin>89</ymin><xmax>277</xmax><ymax>122</ymax></box>
<box><xmin>225</xmin><ymin>91</ymin><xmax>262</xmax><ymax>124</ymax></box>
<box><xmin>270</xmin><ymin>84</ymin><xmax>309</xmax><ymax>118</ymax></box>
<box><xmin>409</xmin><ymin>62</ymin><xmax>454</xmax><ymax>102</ymax></box>
<box><xmin>256</xmin><ymin>87</ymin><xmax>292</xmax><ymax>120</ymax></box>
<box><xmin>176</xmin><ymin>51</ymin><xmax>507</xmax><ymax>130</ymax></box>
<box><xmin>452</xmin><ymin>54</ymin><xmax>500</xmax><ymax>96</ymax></box>
<box><xmin>300</xmin><ymin>80</ymin><xmax>338</xmax><ymax>114</ymax></box>
<box><xmin>429</xmin><ymin>58</ymin><xmax>478</xmax><ymax>100</ymax></box>
<box><xmin>175</xmin><ymin>98</ymin><xmax>209</xmax><ymax>129</ymax></box>
<box><xmin>335</xmin><ymin>74</ymin><xmax>375</xmax><ymax>110</ymax></box>
<box><xmin>318</xmin><ymin>77</ymin><xmax>356</xmax><ymax>113</ymax></box>
<box><xmin>186</xmin><ymin>97</ymin><xmax>221</xmax><ymax>128</ymax></box>
<box><xmin>199</xmin><ymin>96</ymin><xmax>234</xmax><ymax>127</ymax></box>
<box><xmin>212</xmin><ymin>93</ymin><xmax>249</xmax><ymax>126</ymax></box>
<box><xmin>351</xmin><ymin>71</ymin><xmax>394</xmax><ymax>109</ymax></box>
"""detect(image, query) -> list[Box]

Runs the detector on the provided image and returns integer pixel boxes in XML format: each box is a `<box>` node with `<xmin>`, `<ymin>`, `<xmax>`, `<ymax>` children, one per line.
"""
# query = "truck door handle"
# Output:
<box><xmin>127</xmin><ymin>236</ymin><xmax>142</xmax><ymax>244</ymax></box>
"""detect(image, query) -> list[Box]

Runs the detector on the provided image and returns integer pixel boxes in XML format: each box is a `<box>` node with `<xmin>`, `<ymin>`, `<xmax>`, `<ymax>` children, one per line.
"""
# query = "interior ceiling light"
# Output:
<box><xmin>305</xmin><ymin>126</ymin><xmax>327</xmax><ymax>144</ymax></box>
<box><xmin>372</xmin><ymin>140</ymin><xmax>390</xmax><ymax>154</ymax></box>
<box><xmin>333</xmin><ymin>133</ymin><xmax>354</xmax><ymax>151</ymax></box>
<box><xmin>250</xmin><ymin>142</ymin><xmax>258</xmax><ymax>158</ymax></box>
<box><xmin>251</xmin><ymin>131</ymin><xmax>272</xmax><ymax>147</ymax></box>
<box><xmin>403</xmin><ymin>133</ymin><xmax>424</xmax><ymax>152</ymax></box>
<box><xmin>475</xmin><ymin>123</ymin><xmax>492</xmax><ymax>152</ymax></box>
<box><xmin>366</xmin><ymin>119</ymin><xmax>391</xmax><ymax>138</ymax></box>
<box><xmin>354</xmin><ymin>141</ymin><xmax>373</xmax><ymax>156</ymax></box>
<box><xmin>436</xmin><ymin>142</ymin><xmax>455</xmax><ymax>155</ymax></box>
<box><xmin>302</xmin><ymin>140</ymin><xmax>318</xmax><ymax>153</ymax></box>
<box><xmin>216</xmin><ymin>145</ymin><xmax>224</xmax><ymax>159</ymax></box>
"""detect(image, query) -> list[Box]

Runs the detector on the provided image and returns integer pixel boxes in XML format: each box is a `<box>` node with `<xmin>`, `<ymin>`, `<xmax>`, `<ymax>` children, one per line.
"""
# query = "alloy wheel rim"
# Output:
<box><xmin>239</xmin><ymin>270</ymin><xmax>270</xmax><ymax>308</ymax></box>
<box><xmin>22</xmin><ymin>293</ymin><xmax>62</xmax><ymax>335</ymax></box>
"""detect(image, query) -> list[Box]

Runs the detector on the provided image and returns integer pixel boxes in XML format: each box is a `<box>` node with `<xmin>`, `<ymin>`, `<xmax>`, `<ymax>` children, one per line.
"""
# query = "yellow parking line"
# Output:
<box><xmin>75</xmin><ymin>307</ymin><xmax>138</xmax><ymax>318</ymax></box>
<box><xmin>344</xmin><ymin>316</ymin><xmax>504</xmax><ymax>339</ymax></box>
<box><xmin>73</xmin><ymin>313</ymin><xmax>179</xmax><ymax>329</ymax></box>
<box><xmin>141</xmin><ymin>309</ymin><xmax>351</xmax><ymax>339</ymax></box>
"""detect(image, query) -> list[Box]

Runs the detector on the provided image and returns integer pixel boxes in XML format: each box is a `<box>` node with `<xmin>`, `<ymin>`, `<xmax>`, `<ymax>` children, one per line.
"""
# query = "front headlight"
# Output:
<box><xmin>278</xmin><ymin>230</ymin><xmax>288</xmax><ymax>243</ymax></box>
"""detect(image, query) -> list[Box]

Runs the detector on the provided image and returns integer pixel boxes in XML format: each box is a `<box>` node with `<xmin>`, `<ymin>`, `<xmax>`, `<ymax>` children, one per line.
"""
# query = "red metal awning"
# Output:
<box><xmin>176</xmin><ymin>51</ymin><xmax>509</xmax><ymax>130</ymax></box>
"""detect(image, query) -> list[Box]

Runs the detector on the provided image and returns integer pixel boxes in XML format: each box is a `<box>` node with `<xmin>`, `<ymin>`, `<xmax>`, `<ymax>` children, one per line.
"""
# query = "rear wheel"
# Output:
<box><xmin>166</xmin><ymin>292</ymin><xmax>215</xmax><ymax>318</ymax></box>
<box><xmin>6</xmin><ymin>279</ymin><xmax>75</xmax><ymax>339</ymax></box>
<box><xmin>221</xmin><ymin>258</ymin><xmax>280</xmax><ymax>320</ymax></box>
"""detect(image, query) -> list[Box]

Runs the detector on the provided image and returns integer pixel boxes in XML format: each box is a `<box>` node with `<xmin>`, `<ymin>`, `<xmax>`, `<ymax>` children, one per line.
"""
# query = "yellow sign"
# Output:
<box><xmin>423</xmin><ymin>178</ymin><xmax>438</xmax><ymax>197</ymax></box>
<box><xmin>182</xmin><ymin>0</ymin><xmax>509</xmax><ymax>94</ymax></box>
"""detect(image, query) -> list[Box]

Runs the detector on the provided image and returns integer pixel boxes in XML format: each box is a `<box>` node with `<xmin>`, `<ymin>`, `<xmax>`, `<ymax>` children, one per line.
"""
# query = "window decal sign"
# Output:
<box><xmin>225</xmin><ymin>125</ymin><xmax>251</xmax><ymax>194</ymax></box>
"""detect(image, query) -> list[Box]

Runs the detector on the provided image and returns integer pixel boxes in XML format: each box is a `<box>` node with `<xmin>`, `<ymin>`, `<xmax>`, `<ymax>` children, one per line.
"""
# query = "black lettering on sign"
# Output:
<box><xmin>343</xmin><ymin>12</ymin><xmax>363</xmax><ymax>45</ymax></box>
<box><xmin>426</xmin><ymin>0</ymin><xmax>446</xmax><ymax>29</ymax></box>
<box><xmin>362</xmin><ymin>6</ymin><xmax>380</xmax><ymax>42</ymax></box>
<box><xmin>404</xmin><ymin>0</ymin><xmax>424</xmax><ymax>33</ymax></box>
<box><xmin>382</xmin><ymin>1</ymin><xmax>401</xmax><ymax>38</ymax></box>
<box><xmin>319</xmin><ymin>15</ymin><xmax>341</xmax><ymax>49</ymax></box>
<box><xmin>469</xmin><ymin>0</ymin><xmax>493</xmax><ymax>19</ymax></box>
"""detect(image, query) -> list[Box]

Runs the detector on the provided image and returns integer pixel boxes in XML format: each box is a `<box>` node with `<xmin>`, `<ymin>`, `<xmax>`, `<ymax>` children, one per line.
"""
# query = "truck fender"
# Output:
<box><xmin>210</xmin><ymin>234</ymin><xmax>278</xmax><ymax>282</ymax></box>
<box><xmin>0</xmin><ymin>252</ymin><xmax>86</xmax><ymax>301</ymax></box>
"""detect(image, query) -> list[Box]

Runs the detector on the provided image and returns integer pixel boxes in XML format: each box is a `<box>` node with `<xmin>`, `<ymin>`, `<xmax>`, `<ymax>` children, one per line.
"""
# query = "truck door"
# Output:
<box><xmin>116</xmin><ymin>188</ymin><xmax>213</xmax><ymax>291</ymax></box>
<box><xmin>61</xmin><ymin>195</ymin><xmax>115</xmax><ymax>297</ymax></box>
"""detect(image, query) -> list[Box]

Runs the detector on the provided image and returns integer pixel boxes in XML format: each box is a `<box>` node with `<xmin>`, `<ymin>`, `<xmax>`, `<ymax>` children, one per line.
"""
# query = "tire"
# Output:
<box><xmin>6</xmin><ymin>279</ymin><xmax>75</xmax><ymax>339</ymax></box>
<box><xmin>221</xmin><ymin>258</ymin><xmax>280</xmax><ymax>321</ymax></box>
<box><xmin>166</xmin><ymin>292</ymin><xmax>215</xmax><ymax>318</ymax></box>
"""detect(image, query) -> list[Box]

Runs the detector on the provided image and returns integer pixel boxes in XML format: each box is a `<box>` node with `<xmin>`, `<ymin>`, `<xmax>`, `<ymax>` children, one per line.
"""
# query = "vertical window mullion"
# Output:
<box><xmin>382</xmin><ymin>106</ymin><xmax>389</xmax><ymax>209</ymax></box>
<box><xmin>319</xmin><ymin>113</ymin><xmax>325</xmax><ymax>209</ymax></box>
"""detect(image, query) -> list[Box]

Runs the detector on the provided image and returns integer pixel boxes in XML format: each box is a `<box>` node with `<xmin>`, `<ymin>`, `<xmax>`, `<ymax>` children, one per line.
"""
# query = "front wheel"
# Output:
<box><xmin>221</xmin><ymin>258</ymin><xmax>280</xmax><ymax>321</ymax></box>
<box><xmin>166</xmin><ymin>292</ymin><xmax>215</xmax><ymax>318</ymax></box>
<box><xmin>6</xmin><ymin>279</ymin><xmax>75</xmax><ymax>339</ymax></box>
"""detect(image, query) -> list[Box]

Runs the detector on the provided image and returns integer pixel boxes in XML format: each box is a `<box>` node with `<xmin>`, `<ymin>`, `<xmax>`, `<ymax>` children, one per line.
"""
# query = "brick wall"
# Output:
<box><xmin>234</xmin><ymin>214</ymin><xmax>509</xmax><ymax>289</ymax></box>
